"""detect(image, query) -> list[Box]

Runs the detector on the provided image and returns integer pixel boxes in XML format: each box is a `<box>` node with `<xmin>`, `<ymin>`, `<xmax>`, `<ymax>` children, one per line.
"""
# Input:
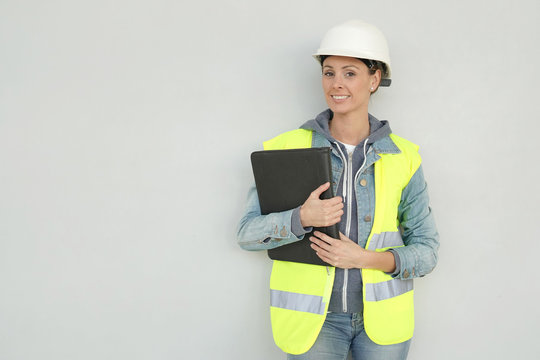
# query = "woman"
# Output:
<box><xmin>237</xmin><ymin>20</ymin><xmax>439</xmax><ymax>360</ymax></box>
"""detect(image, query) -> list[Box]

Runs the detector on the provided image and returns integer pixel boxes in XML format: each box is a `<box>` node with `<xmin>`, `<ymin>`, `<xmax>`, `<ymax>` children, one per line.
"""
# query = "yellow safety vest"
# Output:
<box><xmin>263</xmin><ymin>129</ymin><xmax>421</xmax><ymax>354</ymax></box>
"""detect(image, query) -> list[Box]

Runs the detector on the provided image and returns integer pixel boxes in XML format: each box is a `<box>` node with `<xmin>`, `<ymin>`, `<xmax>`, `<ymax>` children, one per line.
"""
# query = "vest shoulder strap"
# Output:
<box><xmin>263</xmin><ymin>129</ymin><xmax>313</xmax><ymax>150</ymax></box>
<box><xmin>388</xmin><ymin>133</ymin><xmax>422</xmax><ymax>182</ymax></box>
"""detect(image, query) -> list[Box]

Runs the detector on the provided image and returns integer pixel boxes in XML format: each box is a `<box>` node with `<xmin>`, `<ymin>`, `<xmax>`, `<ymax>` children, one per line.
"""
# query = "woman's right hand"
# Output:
<box><xmin>299</xmin><ymin>182</ymin><xmax>344</xmax><ymax>228</ymax></box>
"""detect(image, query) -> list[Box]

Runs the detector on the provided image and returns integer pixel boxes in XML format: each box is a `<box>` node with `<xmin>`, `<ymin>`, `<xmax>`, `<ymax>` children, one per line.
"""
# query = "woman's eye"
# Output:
<box><xmin>323</xmin><ymin>72</ymin><xmax>334</xmax><ymax>77</ymax></box>
<box><xmin>345</xmin><ymin>72</ymin><xmax>356</xmax><ymax>77</ymax></box>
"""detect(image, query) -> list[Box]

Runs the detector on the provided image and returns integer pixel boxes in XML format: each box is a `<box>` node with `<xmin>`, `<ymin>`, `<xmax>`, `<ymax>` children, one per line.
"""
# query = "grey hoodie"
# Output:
<box><xmin>297</xmin><ymin>109</ymin><xmax>392</xmax><ymax>313</ymax></box>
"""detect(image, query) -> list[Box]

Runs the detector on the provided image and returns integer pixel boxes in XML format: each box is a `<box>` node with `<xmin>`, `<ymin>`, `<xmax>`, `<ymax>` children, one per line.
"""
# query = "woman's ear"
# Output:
<box><xmin>370</xmin><ymin>69</ymin><xmax>382</xmax><ymax>92</ymax></box>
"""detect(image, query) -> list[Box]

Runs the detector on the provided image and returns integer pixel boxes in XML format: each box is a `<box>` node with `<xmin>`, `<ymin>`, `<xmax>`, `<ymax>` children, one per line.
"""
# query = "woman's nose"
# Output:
<box><xmin>332</xmin><ymin>78</ymin><xmax>343</xmax><ymax>89</ymax></box>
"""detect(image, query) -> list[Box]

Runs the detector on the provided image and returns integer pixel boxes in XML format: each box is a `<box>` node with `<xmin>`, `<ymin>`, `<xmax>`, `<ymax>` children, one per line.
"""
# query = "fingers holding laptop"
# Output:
<box><xmin>299</xmin><ymin>182</ymin><xmax>344</xmax><ymax>227</ymax></box>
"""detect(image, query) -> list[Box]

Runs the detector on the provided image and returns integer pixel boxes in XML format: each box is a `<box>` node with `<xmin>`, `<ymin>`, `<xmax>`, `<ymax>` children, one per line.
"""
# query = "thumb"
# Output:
<box><xmin>339</xmin><ymin>232</ymin><xmax>353</xmax><ymax>242</ymax></box>
<box><xmin>309</xmin><ymin>182</ymin><xmax>330</xmax><ymax>199</ymax></box>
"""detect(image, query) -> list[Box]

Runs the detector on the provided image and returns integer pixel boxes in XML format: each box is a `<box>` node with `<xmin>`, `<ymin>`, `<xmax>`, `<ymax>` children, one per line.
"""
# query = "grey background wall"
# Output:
<box><xmin>1</xmin><ymin>0</ymin><xmax>539</xmax><ymax>359</ymax></box>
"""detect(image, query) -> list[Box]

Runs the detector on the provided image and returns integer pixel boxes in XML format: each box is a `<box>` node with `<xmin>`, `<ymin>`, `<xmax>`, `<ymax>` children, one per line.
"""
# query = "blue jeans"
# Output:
<box><xmin>287</xmin><ymin>312</ymin><xmax>411</xmax><ymax>360</ymax></box>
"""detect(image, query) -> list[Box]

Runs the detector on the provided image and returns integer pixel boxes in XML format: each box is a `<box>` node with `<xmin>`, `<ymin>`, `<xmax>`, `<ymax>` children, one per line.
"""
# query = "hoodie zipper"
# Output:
<box><xmin>334</xmin><ymin>139</ymin><xmax>369</xmax><ymax>313</ymax></box>
<box><xmin>343</xmin><ymin>151</ymin><xmax>353</xmax><ymax>312</ymax></box>
<box><xmin>333</xmin><ymin>142</ymin><xmax>352</xmax><ymax>313</ymax></box>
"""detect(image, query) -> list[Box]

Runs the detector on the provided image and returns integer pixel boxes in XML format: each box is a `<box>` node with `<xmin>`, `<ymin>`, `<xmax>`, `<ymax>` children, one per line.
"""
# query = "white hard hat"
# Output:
<box><xmin>313</xmin><ymin>20</ymin><xmax>392</xmax><ymax>87</ymax></box>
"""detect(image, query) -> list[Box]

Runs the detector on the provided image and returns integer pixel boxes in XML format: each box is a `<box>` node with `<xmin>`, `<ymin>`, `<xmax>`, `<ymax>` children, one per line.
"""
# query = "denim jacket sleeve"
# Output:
<box><xmin>390</xmin><ymin>164</ymin><xmax>439</xmax><ymax>279</ymax></box>
<box><xmin>236</xmin><ymin>182</ymin><xmax>311</xmax><ymax>251</ymax></box>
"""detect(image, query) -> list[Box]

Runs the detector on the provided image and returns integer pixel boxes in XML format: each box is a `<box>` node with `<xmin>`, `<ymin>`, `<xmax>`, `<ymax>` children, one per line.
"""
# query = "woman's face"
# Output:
<box><xmin>321</xmin><ymin>56</ymin><xmax>380</xmax><ymax>118</ymax></box>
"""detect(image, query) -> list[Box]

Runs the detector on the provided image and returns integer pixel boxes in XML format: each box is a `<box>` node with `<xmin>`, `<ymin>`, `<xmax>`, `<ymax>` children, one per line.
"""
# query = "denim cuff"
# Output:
<box><xmin>385</xmin><ymin>249</ymin><xmax>401</xmax><ymax>277</ymax></box>
<box><xmin>291</xmin><ymin>206</ymin><xmax>313</xmax><ymax>237</ymax></box>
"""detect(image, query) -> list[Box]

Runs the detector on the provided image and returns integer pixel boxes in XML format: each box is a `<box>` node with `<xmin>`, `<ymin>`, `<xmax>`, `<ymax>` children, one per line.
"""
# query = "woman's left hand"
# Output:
<box><xmin>309</xmin><ymin>231</ymin><xmax>364</xmax><ymax>269</ymax></box>
<box><xmin>309</xmin><ymin>231</ymin><xmax>396</xmax><ymax>272</ymax></box>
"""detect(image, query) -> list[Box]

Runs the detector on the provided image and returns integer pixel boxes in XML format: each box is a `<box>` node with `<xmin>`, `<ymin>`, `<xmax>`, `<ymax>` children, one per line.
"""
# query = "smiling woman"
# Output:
<box><xmin>321</xmin><ymin>57</ymin><xmax>379</xmax><ymax>144</ymax></box>
<box><xmin>237</xmin><ymin>20</ymin><xmax>439</xmax><ymax>360</ymax></box>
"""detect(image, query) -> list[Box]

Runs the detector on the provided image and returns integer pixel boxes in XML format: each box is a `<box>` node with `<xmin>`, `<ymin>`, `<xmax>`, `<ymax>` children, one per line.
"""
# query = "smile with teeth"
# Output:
<box><xmin>332</xmin><ymin>95</ymin><xmax>350</xmax><ymax>100</ymax></box>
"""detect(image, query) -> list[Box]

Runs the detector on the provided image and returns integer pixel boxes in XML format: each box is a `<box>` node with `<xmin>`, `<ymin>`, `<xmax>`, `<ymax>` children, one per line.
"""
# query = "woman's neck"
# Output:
<box><xmin>329</xmin><ymin>113</ymin><xmax>370</xmax><ymax>146</ymax></box>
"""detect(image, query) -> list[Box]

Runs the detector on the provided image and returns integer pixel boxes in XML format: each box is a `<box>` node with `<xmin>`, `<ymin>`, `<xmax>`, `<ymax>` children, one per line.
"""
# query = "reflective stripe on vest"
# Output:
<box><xmin>364</xmin><ymin>230</ymin><xmax>413</xmax><ymax>303</ymax></box>
<box><xmin>264</xmin><ymin>129</ymin><xmax>421</xmax><ymax>351</ymax></box>
<box><xmin>365</xmin><ymin>278</ymin><xmax>413</xmax><ymax>301</ymax></box>
<box><xmin>367</xmin><ymin>231</ymin><xmax>404</xmax><ymax>251</ymax></box>
<box><xmin>270</xmin><ymin>289</ymin><xmax>326</xmax><ymax>315</ymax></box>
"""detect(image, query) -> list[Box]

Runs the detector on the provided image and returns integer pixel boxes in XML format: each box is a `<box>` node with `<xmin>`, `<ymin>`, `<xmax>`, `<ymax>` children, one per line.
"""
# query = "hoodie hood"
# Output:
<box><xmin>300</xmin><ymin>109</ymin><xmax>391</xmax><ymax>147</ymax></box>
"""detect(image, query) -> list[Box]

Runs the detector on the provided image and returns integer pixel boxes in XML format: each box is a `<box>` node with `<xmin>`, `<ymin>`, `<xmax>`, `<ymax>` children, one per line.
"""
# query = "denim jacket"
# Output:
<box><xmin>237</xmin><ymin>121</ymin><xmax>439</xmax><ymax>291</ymax></box>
